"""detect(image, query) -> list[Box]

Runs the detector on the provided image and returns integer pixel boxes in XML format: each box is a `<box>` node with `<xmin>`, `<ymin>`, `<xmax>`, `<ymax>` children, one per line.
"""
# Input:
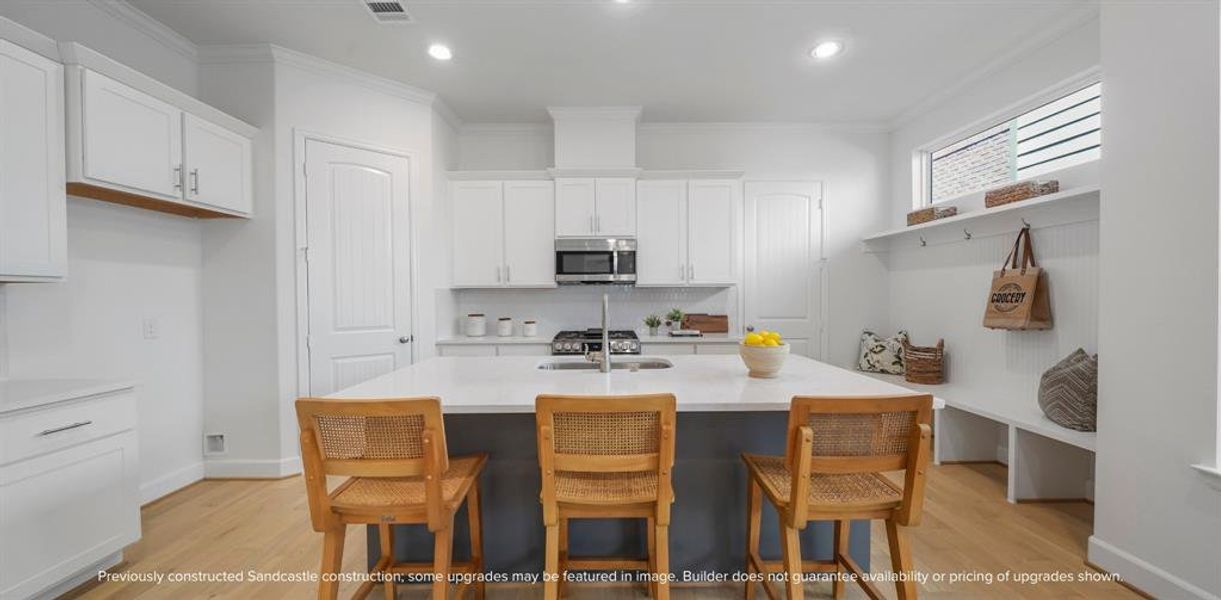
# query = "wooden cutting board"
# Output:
<box><xmin>682</xmin><ymin>313</ymin><xmax>729</xmax><ymax>334</ymax></box>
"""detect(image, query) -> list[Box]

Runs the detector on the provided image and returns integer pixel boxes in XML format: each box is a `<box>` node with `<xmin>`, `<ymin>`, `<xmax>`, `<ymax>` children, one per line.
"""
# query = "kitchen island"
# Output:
<box><xmin>328</xmin><ymin>354</ymin><xmax>943</xmax><ymax>582</ymax></box>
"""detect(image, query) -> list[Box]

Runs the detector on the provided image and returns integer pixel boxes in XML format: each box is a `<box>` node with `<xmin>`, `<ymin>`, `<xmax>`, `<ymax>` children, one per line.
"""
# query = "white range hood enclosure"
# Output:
<box><xmin>547</xmin><ymin>106</ymin><xmax>642</xmax><ymax>171</ymax></box>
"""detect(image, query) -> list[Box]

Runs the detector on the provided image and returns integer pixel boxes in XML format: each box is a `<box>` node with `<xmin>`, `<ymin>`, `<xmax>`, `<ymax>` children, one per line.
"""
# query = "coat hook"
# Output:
<box><xmin>963</xmin><ymin>228</ymin><xmax>973</xmax><ymax>240</ymax></box>
<box><xmin>919</xmin><ymin>236</ymin><xmax>927</xmax><ymax>247</ymax></box>
<box><xmin>1021</xmin><ymin>218</ymin><xmax>1031</xmax><ymax>228</ymax></box>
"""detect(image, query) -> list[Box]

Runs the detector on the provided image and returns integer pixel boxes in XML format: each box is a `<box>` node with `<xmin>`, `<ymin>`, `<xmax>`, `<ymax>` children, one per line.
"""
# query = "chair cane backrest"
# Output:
<box><xmin>296</xmin><ymin>397</ymin><xmax>449</xmax><ymax>479</ymax></box>
<box><xmin>535</xmin><ymin>394</ymin><xmax>677</xmax><ymax>518</ymax></box>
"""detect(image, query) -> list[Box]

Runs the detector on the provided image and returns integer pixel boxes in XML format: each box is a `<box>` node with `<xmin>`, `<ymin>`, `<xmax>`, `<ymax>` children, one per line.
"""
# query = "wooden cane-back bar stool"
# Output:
<box><xmin>742</xmin><ymin>395</ymin><xmax>933</xmax><ymax>600</ymax></box>
<box><xmin>296</xmin><ymin>397</ymin><xmax>487</xmax><ymax>600</ymax></box>
<box><xmin>535</xmin><ymin>394</ymin><xmax>677</xmax><ymax>600</ymax></box>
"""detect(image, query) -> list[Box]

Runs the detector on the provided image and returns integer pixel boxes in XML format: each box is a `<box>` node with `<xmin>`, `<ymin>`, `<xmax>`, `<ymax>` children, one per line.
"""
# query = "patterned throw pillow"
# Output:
<box><xmin>1038</xmin><ymin>349</ymin><xmax>1098</xmax><ymax>432</ymax></box>
<box><xmin>857</xmin><ymin>330</ymin><xmax>909</xmax><ymax>375</ymax></box>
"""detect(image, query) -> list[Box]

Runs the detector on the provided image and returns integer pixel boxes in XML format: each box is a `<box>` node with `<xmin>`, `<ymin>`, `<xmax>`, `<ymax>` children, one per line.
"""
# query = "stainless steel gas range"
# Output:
<box><xmin>550</xmin><ymin>329</ymin><xmax>641</xmax><ymax>356</ymax></box>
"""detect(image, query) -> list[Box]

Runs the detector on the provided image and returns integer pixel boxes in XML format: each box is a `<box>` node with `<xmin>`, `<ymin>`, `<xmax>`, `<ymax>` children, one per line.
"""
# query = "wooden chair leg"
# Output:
<box><xmin>318</xmin><ymin>524</ymin><xmax>346</xmax><ymax>600</ymax></box>
<box><xmin>745</xmin><ymin>479</ymin><xmax>762</xmax><ymax>600</ymax></box>
<box><xmin>379</xmin><ymin>524</ymin><xmax>397</xmax><ymax>600</ymax></box>
<box><xmin>466</xmin><ymin>483</ymin><xmax>486</xmax><ymax>600</ymax></box>
<box><xmin>558</xmin><ymin>518</ymin><xmax>569</xmax><ymax>598</ymax></box>
<box><xmin>647</xmin><ymin>517</ymin><xmax>657</xmax><ymax>599</ymax></box>
<box><xmin>779</xmin><ymin>520</ymin><xmax>803</xmax><ymax>600</ymax></box>
<box><xmin>654</xmin><ymin>523</ymin><xmax>670</xmax><ymax>600</ymax></box>
<box><xmin>832</xmin><ymin>520</ymin><xmax>850</xmax><ymax>600</ymax></box>
<box><xmin>885</xmin><ymin>519</ymin><xmax>917</xmax><ymax>600</ymax></box>
<box><xmin>544</xmin><ymin>523</ymin><xmax>561</xmax><ymax>600</ymax></box>
<box><xmin>432</xmin><ymin>521</ymin><xmax>454</xmax><ymax>600</ymax></box>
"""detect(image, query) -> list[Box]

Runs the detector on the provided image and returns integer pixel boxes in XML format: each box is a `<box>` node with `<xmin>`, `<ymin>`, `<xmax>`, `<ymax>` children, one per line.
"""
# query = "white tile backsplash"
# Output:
<box><xmin>447</xmin><ymin>285</ymin><xmax>739</xmax><ymax>339</ymax></box>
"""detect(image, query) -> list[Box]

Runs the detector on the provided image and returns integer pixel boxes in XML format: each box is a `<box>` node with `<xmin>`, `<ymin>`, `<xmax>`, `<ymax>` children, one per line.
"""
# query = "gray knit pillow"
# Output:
<box><xmin>1037</xmin><ymin>349</ymin><xmax>1098</xmax><ymax>432</ymax></box>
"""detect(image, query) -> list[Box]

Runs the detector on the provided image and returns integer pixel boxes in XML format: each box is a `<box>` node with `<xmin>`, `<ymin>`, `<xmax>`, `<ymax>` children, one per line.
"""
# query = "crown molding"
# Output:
<box><xmin>86</xmin><ymin>0</ymin><xmax>197</xmax><ymax>62</ymax></box>
<box><xmin>431</xmin><ymin>98</ymin><xmax>464</xmax><ymax>132</ymax></box>
<box><xmin>637</xmin><ymin>121</ymin><xmax>890</xmax><ymax>134</ymax></box>
<box><xmin>198</xmin><ymin>43</ymin><xmax>437</xmax><ymax>106</ymax></box>
<box><xmin>459</xmin><ymin>122</ymin><xmax>552</xmax><ymax>136</ymax></box>
<box><xmin>887</xmin><ymin>5</ymin><xmax>1100</xmax><ymax>131</ymax></box>
<box><xmin>547</xmin><ymin>106</ymin><xmax>642</xmax><ymax>122</ymax></box>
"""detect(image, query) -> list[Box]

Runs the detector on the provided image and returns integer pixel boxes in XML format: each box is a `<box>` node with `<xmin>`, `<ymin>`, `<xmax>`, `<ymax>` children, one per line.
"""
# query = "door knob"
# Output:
<box><xmin>399</xmin><ymin>336</ymin><xmax>412</xmax><ymax>344</ymax></box>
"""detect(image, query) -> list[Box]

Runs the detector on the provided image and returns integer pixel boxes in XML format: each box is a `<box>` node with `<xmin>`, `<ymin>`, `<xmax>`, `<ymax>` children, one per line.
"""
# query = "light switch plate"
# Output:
<box><xmin>142</xmin><ymin>317</ymin><xmax>160</xmax><ymax>340</ymax></box>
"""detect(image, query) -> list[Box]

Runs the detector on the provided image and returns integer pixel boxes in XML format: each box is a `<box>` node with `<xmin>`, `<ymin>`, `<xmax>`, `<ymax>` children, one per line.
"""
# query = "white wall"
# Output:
<box><xmin>1091</xmin><ymin>3</ymin><xmax>1221</xmax><ymax>598</ymax></box>
<box><xmin>0</xmin><ymin>7</ymin><xmax>206</xmax><ymax>502</ymax></box>
<box><xmin>457</xmin><ymin>123</ymin><xmax>892</xmax><ymax>367</ymax></box>
<box><xmin>881</xmin><ymin>18</ymin><xmax>1101</xmax><ymax>397</ymax></box>
<box><xmin>197</xmin><ymin>47</ymin><xmax>443</xmax><ymax>475</ymax></box>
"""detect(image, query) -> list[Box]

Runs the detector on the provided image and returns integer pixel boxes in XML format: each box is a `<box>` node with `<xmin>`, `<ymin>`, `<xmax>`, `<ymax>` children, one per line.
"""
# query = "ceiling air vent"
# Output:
<box><xmin>362</xmin><ymin>0</ymin><xmax>413</xmax><ymax>24</ymax></box>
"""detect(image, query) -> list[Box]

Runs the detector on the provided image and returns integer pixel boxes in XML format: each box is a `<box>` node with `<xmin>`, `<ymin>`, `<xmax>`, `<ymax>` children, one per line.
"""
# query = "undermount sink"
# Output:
<box><xmin>537</xmin><ymin>358</ymin><xmax>674</xmax><ymax>371</ymax></box>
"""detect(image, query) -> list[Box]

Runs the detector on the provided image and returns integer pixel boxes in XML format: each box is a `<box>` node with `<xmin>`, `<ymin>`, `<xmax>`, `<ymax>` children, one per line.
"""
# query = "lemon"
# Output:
<box><xmin>765</xmin><ymin>331</ymin><xmax>782</xmax><ymax>341</ymax></box>
<box><xmin>763</xmin><ymin>338</ymin><xmax>780</xmax><ymax>347</ymax></box>
<box><xmin>743</xmin><ymin>333</ymin><xmax>764</xmax><ymax>346</ymax></box>
<box><xmin>757</xmin><ymin>330</ymin><xmax>771</xmax><ymax>338</ymax></box>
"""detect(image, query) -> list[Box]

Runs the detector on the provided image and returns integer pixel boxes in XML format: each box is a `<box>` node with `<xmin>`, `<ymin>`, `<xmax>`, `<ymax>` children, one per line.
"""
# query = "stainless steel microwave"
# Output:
<box><xmin>555</xmin><ymin>238</ymin><xmax>637</xmax><ymax>284</ymax></box>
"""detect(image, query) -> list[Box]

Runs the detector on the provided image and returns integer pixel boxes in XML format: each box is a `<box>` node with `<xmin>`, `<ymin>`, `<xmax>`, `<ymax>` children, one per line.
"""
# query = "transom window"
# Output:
<box><xmin>926</xmin><ymin>82</ymin><xmax>1101</xmax><ymax>204</ymax></box>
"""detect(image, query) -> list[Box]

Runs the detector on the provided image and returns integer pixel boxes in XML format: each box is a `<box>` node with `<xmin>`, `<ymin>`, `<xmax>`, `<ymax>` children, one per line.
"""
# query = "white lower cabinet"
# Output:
<box><xmin>642</xmin><ymin>342</ymin><xmax>739</xmax><ymax>356</ymax></box>
<box><xmin>438</xmin><ymin>343</ymin><xmax>550</xmax><ymax>357</ymax></box>
<box><xmin>0</xmin><ymin>389</ymin><xmax>140</xmax><ymax>600</ymax></box>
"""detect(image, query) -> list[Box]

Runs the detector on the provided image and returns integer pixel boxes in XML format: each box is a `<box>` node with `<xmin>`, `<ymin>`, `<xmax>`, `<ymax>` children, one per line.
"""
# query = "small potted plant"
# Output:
<box><xmin>644</xmin><ymin>314</ymin><xmax>663</xmax><ymax>336</ymax></box>
<box><xmin>665</xmin><ymin>308</ymin><xmax>684</xmax><ymax>332</ymax></box>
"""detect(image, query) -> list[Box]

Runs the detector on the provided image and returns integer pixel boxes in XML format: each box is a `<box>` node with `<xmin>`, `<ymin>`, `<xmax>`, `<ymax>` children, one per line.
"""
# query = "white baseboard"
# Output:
<box><xmin>1088</xmin><ymin>536</ymin><xmax>1220</xmax><ymax>600</ymax></box>
<box><xmin>33</xmin><ymin>551</ymin><xmax>122</xmax><ymax>600</ymax></box>
<box><xmin>204</xmin><ymin>455</ymin><xmax>302</xmax><ymax>479</ymax></box>
<box><xmin>140</xmin><ymin>461</ymin><xmax>205</xmax><ymax>505</ymax></box>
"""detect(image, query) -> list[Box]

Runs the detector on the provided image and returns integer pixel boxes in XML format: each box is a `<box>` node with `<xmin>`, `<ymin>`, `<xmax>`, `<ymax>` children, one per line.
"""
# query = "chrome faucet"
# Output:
<box><xmin>585</xmin><ymin>292</ymin><xmax>612</xmax><ymax>373</ymax></box>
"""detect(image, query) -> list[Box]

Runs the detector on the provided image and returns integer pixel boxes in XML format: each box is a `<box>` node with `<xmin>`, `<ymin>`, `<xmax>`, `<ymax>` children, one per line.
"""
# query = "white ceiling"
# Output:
<box><xmin>129</xmin><ymin>0</ymin><xmax>1095</xmax><ymax>124</ymax></box>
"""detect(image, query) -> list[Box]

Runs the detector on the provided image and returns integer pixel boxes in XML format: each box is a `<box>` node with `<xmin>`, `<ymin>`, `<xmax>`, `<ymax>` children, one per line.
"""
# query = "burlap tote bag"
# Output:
<box><xmin>983</xmin><ymin>227</ymin><xmax>1052</xmax><ymax>330</ymax></box>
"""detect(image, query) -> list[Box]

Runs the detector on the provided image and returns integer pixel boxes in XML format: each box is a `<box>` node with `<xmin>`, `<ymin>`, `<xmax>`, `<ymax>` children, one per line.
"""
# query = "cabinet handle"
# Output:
<box><xmin>689</xmin><ymin>263</ymin><xmax>695</xmax><ymax>279</ymax></box>
<box><xmin>495</xmin><ymin>265</ymin><xmax>501</xmax><ymax>283</ymax></box>
<box><xmin>38</xmin><ymin>420</ymin><xmax>93</xmax><ymax>437</ymax></box>
<box><xmin>173</xmin><ymin>165</ymin><xmax>183</xmax><ymax>190</ymax></box>
<box><xmin>189</xmin><ymin>169</ymin><xmax>200</xmax><ymax>195</ymax></box>
<box><xmin>589</xmin><ymin>215</ymin><xmax>595</xmax><ymax>233</ymax></box>
<box><xmin>505</xmin><ymin>264</ymin><xmax>511</xmax><ymax>283</ymax></box>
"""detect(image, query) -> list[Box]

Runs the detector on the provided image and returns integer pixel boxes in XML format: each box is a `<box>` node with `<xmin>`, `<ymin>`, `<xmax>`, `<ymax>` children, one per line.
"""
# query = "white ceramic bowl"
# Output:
<box><xmin>739</xmin><ymin>343</ymin><xmax>790</xmax><ymax>378</ymax></box>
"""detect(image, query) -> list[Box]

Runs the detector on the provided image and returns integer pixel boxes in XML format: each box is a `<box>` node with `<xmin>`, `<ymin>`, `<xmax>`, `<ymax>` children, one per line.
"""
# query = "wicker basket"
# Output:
<box><xmin>907</xmin><ymin>205</ymin><xmax>958</xmax><ymax>226</ymax></box>
<box><xmin>984</xmin><ymin>180</ymin><xmax>1059</xmax><ymax>208</ymax></box>
<box><xmin>903</xmin><ymin>339</ymin><xmax>944</xmax><ymax>385</ymax></box>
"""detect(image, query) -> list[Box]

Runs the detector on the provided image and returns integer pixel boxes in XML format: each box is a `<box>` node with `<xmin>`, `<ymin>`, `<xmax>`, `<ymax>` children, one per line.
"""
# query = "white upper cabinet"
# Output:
<box><xmin>62</xmin><ymin>44</ymin><xmax>256</xmax><ymax>219</ymax></box>
<box><xmin>554</xmin><ymin>178</ymin><xmax>596</xmax><ymax>237</ymax></box>
<box><xmin>0</xmin><ymin>39</ymin><xmax>66</xmax><ymax>282</ymax></box>
<box><xmin>450</xmin><ymin>178</ymin><xmax>556</xmax><ymax>288</ymax></box>
<box><xmin>80</xmin><ymin>70</ymin><xmax>183</xmax><ymax>201</ymax></box>
<box><xmin>183</xmin><ymin>113</ymin><xmax>252</xmax><ymax>215</ymax></box>
<box><xmin>451</xmin><ymin>181</ymin><xmax>505</xmax><ymax>287</ymax></box>
<box><xmin>687</xmin><ymin>179</ymin><xmax>739</xmax><ymax>285</ymax></box>
<box><xmin>555</xmin><ymin>177</ymin><xmax>636</xmax><ymax>237</ymax></box>
<box><xmin>635</xmin><ymin>178</ymin><xmax>740</xmax><ymax>287</ymax></box>
<box><xmin>503</xmin><ymin>181</ymin><xmax>556</xmax><ymax>286</ymax></box>
<box><xmin>593</xmin><ymin>177</ymin><xmax>636</xmax><ymax>236</ymax></box>
<box><xmin>635</xmin><ymin>180</ymin><xmax>687</xmax><ymax>286</ymax></box>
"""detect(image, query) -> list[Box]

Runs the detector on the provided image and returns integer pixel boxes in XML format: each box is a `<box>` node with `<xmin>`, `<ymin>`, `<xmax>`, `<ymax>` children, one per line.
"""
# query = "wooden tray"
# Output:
<box><xmin>682</xmin><ymin>314</ymin><xmax>729</xmax><ymax>334</ymax></box>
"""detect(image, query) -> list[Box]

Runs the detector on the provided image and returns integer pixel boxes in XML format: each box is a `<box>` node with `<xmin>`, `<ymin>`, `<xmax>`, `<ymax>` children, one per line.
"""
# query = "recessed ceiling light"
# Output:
<box><xmin>614</xmin><ymin>0</ymin><xmax>630</xmax><ymax>3</ymax></box>
<box><xmin>428</xmin><ymin>44</ymin><xmax>453</xmax><ymax>61</ymax></box>
<box><xmin>810</xmin><ymin>40</ymin><xmax>843</xmax><ymax>60</ymax></box>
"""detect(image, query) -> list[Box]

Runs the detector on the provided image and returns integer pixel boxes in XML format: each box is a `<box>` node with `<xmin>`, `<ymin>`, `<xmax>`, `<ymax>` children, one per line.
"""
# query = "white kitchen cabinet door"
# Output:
<box><xmin>81</xmin><ymin>70</ymin><xmax>182</xmax><ymax>201</ymax></box>
<box><xmin>502</xmin><ymin>181</ymin><xmax>555</xmax><ymax>287</ymax></box>
<box><xmin>495</xmin><ymin>344</ymin><xmax>552</xmax><ymax>357</ymax></box>
<box><xmin>451</xmin><ymin>181</ymin><xmax>505</xmax><ymax>287</ymax></box>
<box><xmin>183</xmin><ymin>113</ymin><xmax>252</xmax><ymax>215</ymax></box>
<box><xmin>635</xmin><ymin>180</ymin><xmax>687</xmax><ymax>286</ymax></box>
<box><xmin>438</xmin><ymin>344</ymin><xmax>497</xmax><ymax>357</ymax></box>
<box><xmin>0</xmin><ymin>40</ymin><xmax>66</xmax><ymax>281</ymax></box>
<box><xmin>594</xmin><ymin>177</ymin><xmax>636</xmax><ymax>236</ymax></box>
<box><xmin>554</xmin><ymin>178</ymin><xmax>596</xmax><ymax>237</ymax></box>
<box><xmin>641</xmin><ymin>343</ymin><xmax>696</xmax><ymax>355</ymax></box>
<box><xmin>695</xmin><ymin>343</ymin><xmax>740</xmax><ymax>355</ymax></box>
<box><xmin>687</xmin><ymin>179</ymin><xmax>739</xmax><ymax>285</ymax></box>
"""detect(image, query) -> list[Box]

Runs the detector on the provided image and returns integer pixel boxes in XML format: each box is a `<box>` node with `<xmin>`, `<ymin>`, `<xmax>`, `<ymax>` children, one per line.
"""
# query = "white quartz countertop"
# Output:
<box><xmin>437</xmin><ymin>334</ymin><xmax>741</xmax><ymax>345</ymax></box>
<box><xmin>0</xmin><ymin>378</ymin><xmax>136</xmax><ymax>416</ymax></box>
<box><xmin>329</xmin><ymin>355</ymin><xmax>945</xmax><ymax>413</ymax></box>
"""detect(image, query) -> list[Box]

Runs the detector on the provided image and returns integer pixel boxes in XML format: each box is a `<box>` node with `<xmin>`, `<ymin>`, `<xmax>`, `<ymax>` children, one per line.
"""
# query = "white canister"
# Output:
<box><xmin>522</xmin><ymin>320</ymin><xmax>538</xmax><ymax>338</ymax></box>
<box><xmin>465</xmin><ymin>314</ymin><xmax>486</xmax><ymax>337</ymax></box>
<box><xmin>497</xmin><ymin>317</ymin><xmax>513</xmax><ymax>337</ymax></box>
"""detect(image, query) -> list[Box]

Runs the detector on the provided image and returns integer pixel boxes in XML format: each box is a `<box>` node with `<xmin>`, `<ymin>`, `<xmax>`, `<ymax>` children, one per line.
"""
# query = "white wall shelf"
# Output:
<box><xmin>863</xmin><ymin>184</ymin><xmax>1100</xmax><ymax>245</ymax></box>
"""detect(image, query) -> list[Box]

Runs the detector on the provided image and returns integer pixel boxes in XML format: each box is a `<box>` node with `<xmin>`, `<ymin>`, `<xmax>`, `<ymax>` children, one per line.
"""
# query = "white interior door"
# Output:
<box><xmin>305</xmin><ymin>140</ymin><xmax>412</xmax><ymax>395</ymax></box>
<box><xmin>744</xmin><ymin>182</ymin><xmax>823</xmax><ymax>358</ymax></box>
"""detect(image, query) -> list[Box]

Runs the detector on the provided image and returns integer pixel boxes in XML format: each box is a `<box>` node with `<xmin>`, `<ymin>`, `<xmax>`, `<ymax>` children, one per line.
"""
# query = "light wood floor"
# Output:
<box><xmin>65</xmin><ymin>463</ymin><xmax>1138</xmax><ymax>599</ymax></box>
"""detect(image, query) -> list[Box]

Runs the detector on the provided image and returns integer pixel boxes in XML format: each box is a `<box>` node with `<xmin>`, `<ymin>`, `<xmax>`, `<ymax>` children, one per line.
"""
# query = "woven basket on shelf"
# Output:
<box><xmin>903</xmin><ymin>339</ymin><xmax>945</xmax><ymax>385</ymax></box>
<box><xmin>984</xmin><ymin>180</ymin><xmax>1059</xmax><ymax>208</ymax></box>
